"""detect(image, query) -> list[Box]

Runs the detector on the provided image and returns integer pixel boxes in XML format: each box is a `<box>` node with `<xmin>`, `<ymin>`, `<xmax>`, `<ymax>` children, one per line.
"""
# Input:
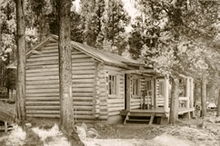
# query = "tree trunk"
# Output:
<box><xmin>201</xmin><ymin>73</ymin><xmax>207</xmax><ymax>117</ymax></box>
<box><xmin>194</xmin><ymin>82</ymin><xmax>201</xmax><ymax>117</ymax></box>
<box><xmin>169</xmin><ymin>77</ymin><xmax>179</xmax><ymax>124</ymax></box>
<box><xmin>57</xmin><ymin>0</ymin><xmax>84</xmax><ymax>145</ymax></box>
<box><xmin>217</xmin><ymin>88</ymin><xmax>220</xmax><ymax>117</ymax></box>
<box><xmin>0</xmin><ymin>16</ymin><xmax>2</xmax><ymax>53</ymax></box>
<box><xmin>16</xmin><ymin>0</ymin><xmax>26</xmax><ymax>123</ymax></box>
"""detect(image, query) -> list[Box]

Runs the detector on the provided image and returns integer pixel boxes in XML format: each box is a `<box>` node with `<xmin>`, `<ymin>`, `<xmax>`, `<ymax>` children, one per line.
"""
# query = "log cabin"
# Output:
<box><xmin>7</xmin><ymin>35</ymin><xmax>195</xmax><ymax>124</ymax></box>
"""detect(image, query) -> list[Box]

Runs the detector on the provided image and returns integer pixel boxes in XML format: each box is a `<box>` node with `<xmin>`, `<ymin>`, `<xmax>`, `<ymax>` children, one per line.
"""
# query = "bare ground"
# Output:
<box><xmin>0</xmin><ymin>101</ymin><xmax>220</xmax><ymax>146</ymax></box>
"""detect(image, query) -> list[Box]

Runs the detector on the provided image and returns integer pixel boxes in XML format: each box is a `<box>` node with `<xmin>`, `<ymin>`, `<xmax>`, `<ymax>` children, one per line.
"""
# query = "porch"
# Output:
<box><xmin>121</xmin><ymin>72</ymin><xmax>195</xmax><ymax>124</ymax></box>
<box><xmin>120</xmin><ymin>107</ymin><xmax>195</xmax><ymax>124</ymax></box>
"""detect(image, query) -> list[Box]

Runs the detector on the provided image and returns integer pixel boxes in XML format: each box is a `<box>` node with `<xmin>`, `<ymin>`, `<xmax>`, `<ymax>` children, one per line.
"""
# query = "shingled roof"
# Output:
<box><xmin>7</xmin><ymin>35</ymin><xmax>144</xmax><ymax>69</ymax></box>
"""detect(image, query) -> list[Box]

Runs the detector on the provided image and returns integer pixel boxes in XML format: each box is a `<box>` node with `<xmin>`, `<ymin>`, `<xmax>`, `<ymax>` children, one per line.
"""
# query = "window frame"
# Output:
<box><xmin>107</xmin><ymin>72</ymin><xmax>119</xmax><ymax>99</ymax></box>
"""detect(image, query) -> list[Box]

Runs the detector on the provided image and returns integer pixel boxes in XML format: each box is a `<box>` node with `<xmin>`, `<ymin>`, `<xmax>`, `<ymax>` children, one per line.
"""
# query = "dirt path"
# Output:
<box><xmin>82</xmin><ymin>134</ymin><xmax>194</xmax><ymax>146</ymax></box>
<box><xmin>0</xmin><ymin>115</ymin><xmax>220</xmax><ymax>146</ymax></box>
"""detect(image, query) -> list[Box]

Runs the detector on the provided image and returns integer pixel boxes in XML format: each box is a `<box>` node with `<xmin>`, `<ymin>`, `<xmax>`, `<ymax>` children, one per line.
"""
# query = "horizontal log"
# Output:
<box><xmin>26</xmin><ymin>101</ymin><xmax>60</xmax><ymax>105</ymax></box>
<box><xmin>73</xmin><ymin>101</ymin><xmax>93</xmax><ymax>106</ymax></box>
<box><xmin>72</xmin><ymin>66</ymin><xmax>96</xmax><ymax>70</ymax></box>
<box><xmin>26</xmin><ymin>93</ymin><xmax>59</xmax><ymax>97</ymax></box>
<box><xmin>72</xmin><ymin>91</ymin><xmax>93</xmax><ymax>95</ymax></box>
<box><xmin>26</xmin><ymin>72</ymin><xmax>59</xmax><ymax>77</ymax></box>
<box><xmin>27</xmin><ymin>56</ymin><xmax>58</xmax><ymax>62</ymax></box>
<box><xmin>131</xmin><ymin>106</ymin><xmax>140</xmax><ymax>109</ymax></box>
<box><xmin>30</xmin><ymin>53</ymin><xmax>57</xmax><ymax>58</ymax></box>
<box><xmin>108</xmin><ymin>107</ymin><xmax>124</xmax><ymax>112</ymax></box>
<box><xmin>72</xmin><ymin>84</ymin><xmax>93</xmax><ymax>88</ymax></box>
<box><xmin>26</xmin><ymin>110</ymin><xmax>60</xmax><ymax>114</ymax></box>
<box><xmin>26</xmin><ymin>60</ymin><xmax>58</xmax><ymax>66</ymax></box>
<box><xmin>108</xmin><ymin>104</ymin><xmax>124</xmax><ymax>108</ymax></box>
<box><xmin>108</xmin><ymin>111</ymin><xmax>120</xmax><ymax>116</ymax></box>
<box><xmin>26</xmin><ymin>80</ymin><xmax>59</xmax><ymax>85</ymax></box>
<box><xmin>107</xmin><ymin>99</ymin><xmax>124</xmax><ymax>104</ymax></box>
<box><xmin>72</xmin><ymin>58</ymin><xmax>95</xmax><ymax>63</ymax></box>
<box><xmin>73</xmin><ymin>106</ymin><xmax>93</xmax><ymax>111</ymax></box>
<box><xmin>131</xmin><ymin>102</ymin><xmax>140</xmax><ymax>106</ymax></box>
<box><xmin>131</xmin><ymin>100</ymin><xmax>141</xmax><ymax>103</ymax></box>
<box><xmin>26</xmin><ymin>97</ymin><xmax>59</xmax><ymax>101</ymax></box>
<box><xmin>72</xmin><ymin>78</ymin><xmax>94</xmax><ymax>82</ymax></box>
<box><xmin>27</xmin><ymin>68</ymin><xmax>58</xmax><ymax>73</ymax></box>
<box><xmin>72</xmin><ymin>88</ymin><xmax>93</xmax><ymax>92</ymax></box>
<box><xmin>26</xmin><ymin>84</ymin><xmax>59</xmax><ymax>89</ymax></box>
<box><xmin>72</xmin><ymin>93</ymin><xmax>93</xmax><ymax>97</ymax></box>
<box><xmin>132</xmin><ymin>95</ymin><xmax>141</xmax><ymax>99</ymax></box>
<box><xmin>72</xmin><ymin>62</ymin><xmax>95</xmax><ymax>67</ymax></box>
<box><xmin>72</xmin><ymin>74</ymin><xmax>94</xmax><ymax>79</ymax></box>
<box><xmin>72</xmin><ymin>97</ymin><xmax>93</xmax><ymax>101</ymax></box>
<box><xmin>27</xmin><ymin>65</ymin><xmax>59</xmax><ymax>70</ymax></box>
<box><xmin>74</xmin><ymin>115</ymin><xmax>95</xmax><ymax>120</ymax></box>
<box><xmin>75</xmin><ymin>112</ymin><xmax>94</xmax><ymax>117</ymax></box>
<box><xmin>26</xmin><ymin>106</ymin><xmax>60</xmax><ymax>110</ymax></box>
<box><xmin>72</xmin><ymin>70</ymin><xmax>95</xmax><ymax>75</ymax></box>
<box><xmin>26</xmin><ymin>76</ymin><xmax>59</xmax><ymax>81</ymax></box>
<box><xmin>26</xmin><ymin>89</ymin><xmax>59</xmax><ymax>93</ymax></box>
<box><xmin>73</xmin><ymin>111</ymin><xmax>93</xmax><ymax>115</ymax></box>
<box><xmin>27</xmin><ymin>114</ymin><xmax>60</xmax><ymax>118</ymax></box>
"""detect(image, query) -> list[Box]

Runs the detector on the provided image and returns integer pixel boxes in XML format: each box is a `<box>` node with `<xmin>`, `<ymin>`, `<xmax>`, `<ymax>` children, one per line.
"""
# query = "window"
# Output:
<box><xmin>108</xmin><ymin>75</ymin><xmax>117</xmax><ymax>95</ymax></box>
<box><xmin>132</xmin><ymin>78</ymin><xmax>140</xmax><ymax>96</ymax></box>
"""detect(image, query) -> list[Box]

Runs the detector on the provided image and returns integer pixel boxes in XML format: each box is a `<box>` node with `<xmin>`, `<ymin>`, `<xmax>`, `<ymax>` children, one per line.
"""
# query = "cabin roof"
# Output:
<box><xmin>7</xmin><ymin>34</ymin><xmax>144</xmax><ymax>69</ymax></box>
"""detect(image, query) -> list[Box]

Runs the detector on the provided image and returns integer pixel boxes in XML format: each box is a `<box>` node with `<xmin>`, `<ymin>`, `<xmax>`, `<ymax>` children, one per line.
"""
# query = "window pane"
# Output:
<box><xmin>108</xmin><ymin>75</ymin><xmax>117</xmax><ymax>95</ymax></box>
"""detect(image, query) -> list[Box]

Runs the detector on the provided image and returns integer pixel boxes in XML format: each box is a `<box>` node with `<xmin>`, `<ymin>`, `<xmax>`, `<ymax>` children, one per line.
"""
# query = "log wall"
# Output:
<box><xmin>25</xmin><ymin>40</ymin><xmax>136</xmax><ymax>122</ymax></box>
<box><xmin>72</xmin><ymin>49</ymin><xmax>97</xmax><ymax>120</ymax></box>
<box><xmin>103</xmin><ymin>65</ymin><xmax>125</xmax><ymax>117</ymax></box>
<box><xmin>26</xmin><ymin>41</ymin><xmax>60</xmax><ymax>118</ymax></box>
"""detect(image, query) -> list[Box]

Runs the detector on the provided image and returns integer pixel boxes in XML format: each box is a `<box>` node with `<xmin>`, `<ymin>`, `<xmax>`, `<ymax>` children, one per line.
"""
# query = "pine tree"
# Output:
<box><xmin>80</xmin><ymin>0</ymin><xmax>130</xmax><ymax>54</ymax></box>
<box><xmin>128</xmin><ymin>0</ymin><xmax>219</xmax><ymax>123</ymax></box>
<box><xmin>16</xmin><ymin>0</ymin><xmax>26</xmax><ymax>123</ymax></box>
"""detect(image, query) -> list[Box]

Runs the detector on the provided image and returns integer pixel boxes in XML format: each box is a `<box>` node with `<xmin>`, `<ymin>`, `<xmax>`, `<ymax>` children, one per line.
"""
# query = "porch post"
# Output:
<box><xmin>190</xmin><ymin>78</ymin><xmax>194</xmax><ymax>108</ymax></box>
<box><xmin>126</xmin><ymin>74</ymin><xmax>131</xmax><ymax>111</ymax></box>
<box><xmin>186</xmin><ymin>78</ymin><xmax>190</xmax><ymax>108</ymax></box>
<box><xmin>164</xmin><ymin>76</ymin><xmax>169</xmax><ymax>112</ymax></box>
<box><xmin>151</xmin><ymin>77</ymin><xmax>155</xmax><ymax>108</ymax></box>
<box><xmin>153</xmin><ymin>77</ymin><xmax>157</xmax><ymax>109</ymax></box>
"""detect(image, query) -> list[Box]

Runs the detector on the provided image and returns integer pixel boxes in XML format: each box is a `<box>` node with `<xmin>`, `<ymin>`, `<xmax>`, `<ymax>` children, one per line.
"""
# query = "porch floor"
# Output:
<box><xmin>121</xmin><ymin>107</ymin><xmax>195</xmax><ymax>124</ymax></box>
<box><xmin>120</xmin><ymin>107</ymin><xmax>195</xmax><ymax>117</ymax></box>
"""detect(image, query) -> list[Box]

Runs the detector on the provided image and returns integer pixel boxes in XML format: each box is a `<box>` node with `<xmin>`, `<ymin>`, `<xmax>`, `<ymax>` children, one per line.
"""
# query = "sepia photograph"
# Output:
<box><xmin>0</xmin><ymin>0</ymin><xmax>220</xmax><ymax>145</ymax></box>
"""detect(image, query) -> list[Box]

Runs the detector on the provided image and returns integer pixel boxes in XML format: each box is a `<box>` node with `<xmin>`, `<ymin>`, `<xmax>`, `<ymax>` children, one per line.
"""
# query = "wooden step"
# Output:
<box><xmin>126</xmin><ymin>119</ymin><xmax>150</xmax><ymax>123</ymax></box>
<box><xmin>128</xmin><ymin>113</ymin><xmax>152</xmax><ymax>117</ymax></box>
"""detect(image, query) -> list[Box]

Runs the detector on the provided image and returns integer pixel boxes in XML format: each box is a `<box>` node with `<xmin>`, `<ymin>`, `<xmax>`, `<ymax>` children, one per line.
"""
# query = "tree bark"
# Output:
<box><xmin>194</xmin><ymin>82</ymin><xmax>201</xmax><ymax>117</ymax></box>
<box><xmin>201</xmin><ymin>73</ymin><xmax>207</xmax><ymax>117</ymax></box>
<box><xmin>217</xmin><ymin>88</ymin><xmax>220</xmax><ymax>117</ymax></box>
<box><xmin>169</xmin><ymin>77</ymin><xmax>179</xmax><ymax>124</ymax></box>
<box><xmin>0</xmin><ymin>16</ymin><xmax>2</xmax><ymax>53</ymax></box>
<box><xmin>16</xmin><ymin>0</ymin><xmax>26</xmax><ymax>123</ymax></box>
<box><xmin>57</xmin><ymin>0</ymin><xmax>84</xmax><ymax>145</ymax></box>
